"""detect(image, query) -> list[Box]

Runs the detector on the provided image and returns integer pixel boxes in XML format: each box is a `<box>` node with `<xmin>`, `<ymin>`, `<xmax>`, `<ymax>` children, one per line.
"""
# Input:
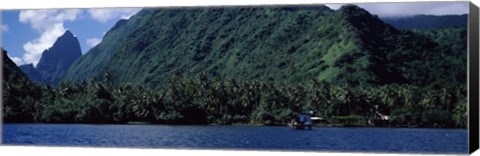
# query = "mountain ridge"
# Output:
<box><xmin>18</xmin><ymin>63</ymin><xmax>41</xmax><ymax>82</ymax></box>
<box><xmin>2</xmin><ymin>5</ymin><xmax>468</xmax><ymax>127</ymax></box>
<box><xmin>63</xmin><ymin>5</ymin><xmax>466</xmax><ymax>89</ymax></box>
<box><xmin>381</xmin><ymin>14</ymin><xmax>468</xmax><ymax>30</ymax></box>
<box><xmin>3</xmin><ymin>48</ymin><xmax>40</xmax><ymax>122</ymax></box>
<box><xmin>19</xmin><ymin>30</ymin><xmax>82</xmax><ymax>85</ymax></box>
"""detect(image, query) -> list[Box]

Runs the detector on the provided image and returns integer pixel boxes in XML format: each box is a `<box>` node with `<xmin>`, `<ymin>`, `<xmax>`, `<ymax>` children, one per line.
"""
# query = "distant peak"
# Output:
<box><xmin>338</xmin><ymin>4</ymin><xmax>371</xmax><ymax>16</ymax></box>
<box><xmin>23</xmin><ymin>63</ymin><xmax>35</xmax><ymax>67</ymax></box>
<box><xmin>338</xmin><ymin>4</ymin><xmax>362</xmax><ymax>11</ymax></box>
<box><xmin>18</xmin><ymin>63</ymin><xmax>35</xmax><ymax>69</ymax></box>
<box><xmin>62</xmin><ymin>30</ymin><xmax>75</xmax><ymax>38</ymax></box>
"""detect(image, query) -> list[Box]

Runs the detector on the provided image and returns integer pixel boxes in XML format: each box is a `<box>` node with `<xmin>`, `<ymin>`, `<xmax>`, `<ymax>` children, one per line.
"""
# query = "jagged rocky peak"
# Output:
<box><xmin>41</xmin><ymin>30</ymin><xmax>81</xmax><ymax>56</ymax></box>
<box><xmin>23</xmin><ymin>30</ymin><xmax>82</xmax><ymax>85</ymax></box>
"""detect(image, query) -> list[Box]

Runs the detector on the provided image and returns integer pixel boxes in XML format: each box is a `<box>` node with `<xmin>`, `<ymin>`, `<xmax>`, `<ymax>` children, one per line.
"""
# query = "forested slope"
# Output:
<box><xmin>64</xmin><ymin>5</ymin><xmax>465</xmax><ymax>88</ymax></box>
<box><xmin>4</xmin><ymin>5</ymin><xmax>468</xmax><ymax>127</ymax></box>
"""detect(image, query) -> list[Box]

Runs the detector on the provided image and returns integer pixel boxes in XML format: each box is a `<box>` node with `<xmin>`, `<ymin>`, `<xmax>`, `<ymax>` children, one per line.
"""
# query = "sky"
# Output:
<box><xmin>1</xmin><ymin>8</ymin><xmax>141</xmax><ymax>66</ymax></box>
<box><xmin>325</xmin><ymin>1</ymin><xmax>469</xmax><ymax>17</ymax></box>
<box><xmin>1</xmin><ymin>1</ymin><xmax>469</xmax><ymax>67</ymax></box>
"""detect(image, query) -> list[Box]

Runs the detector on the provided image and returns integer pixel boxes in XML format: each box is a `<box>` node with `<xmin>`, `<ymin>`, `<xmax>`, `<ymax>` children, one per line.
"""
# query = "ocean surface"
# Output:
<box><xmin>2</xmin><ymin>124</ymin><xmax>468</xmax><ymax>154</ymax></box>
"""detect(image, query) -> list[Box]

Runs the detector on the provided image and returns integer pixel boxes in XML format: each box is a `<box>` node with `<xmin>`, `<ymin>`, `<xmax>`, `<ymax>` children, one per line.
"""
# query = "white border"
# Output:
<box><xmin>0</xmin><ymin>0</ymin><xmax>478</xmax><ymax>156</ymax></box>
<box><xmin>0</xmin><ymin>146</ymin><xmax>467</xmax><ymax>156</ymax></box>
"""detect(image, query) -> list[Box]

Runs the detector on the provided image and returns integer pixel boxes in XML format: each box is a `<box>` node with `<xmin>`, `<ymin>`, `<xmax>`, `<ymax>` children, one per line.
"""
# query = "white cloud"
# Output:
<box><xmin>18</xmin><ymin>9</ymin><xmax>82</xmax><ymax>66</ymax></box>
<box><xmin>86</xmin><ymin>38</ymin><xmax>102</xmax><ymax>47</ymax></box>
<box><xmin>88</xmin><ymin>8</ymin><xmax>140</xmax><ymax>23</ymax></box>
<box><xmin>7</xmin><ymin>54</ymin><xmax>25</xmax><ymax>66</ymax></box>
<box><xmin>1</xmin><ymin>24</ymin><xmax>8</xmax><ymax>32</ymax></box>
<box><xmin>19</xmin><ymin>9</ymin><xmax>82</xmax><ymax>32</ymax></box>
<box><xmin>22</xmin><ymin>23</ymin><xmax>67</xmax><ymax>66</ymax></box>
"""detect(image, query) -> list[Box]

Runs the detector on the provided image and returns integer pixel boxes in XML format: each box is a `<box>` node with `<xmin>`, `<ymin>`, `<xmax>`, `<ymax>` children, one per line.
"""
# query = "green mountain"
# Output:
<box><xmin>3</xmin><ymin>48</ymin><xmax>41</xmax><ymax>122</ymax></box>
<box><xmin>4</xmin><ymin>5</ymin><xmax>467</xmax><ymax>126</ymax></box>
<box><xmin>63</xmin><ymin>5</ymin><xmax>466</xmax><ymax>89</ymax></box>
<box><xmin>412</xmin><ymin>27</ymin><xmax>467</xmax><ymax>54</ymax></box>
<box><xmin>3</xmin><ymin>49</ymin><xmax>29</xmax><ymax>84</ymax></box>
<box><xmin>19</xmin><ymin>30</ymin><xmax>82</xmax><ymax>85</ymax></box>
<box><xmin>381</xmin><ymin>14</ymin><xmax>468</xmax><ymax>30</ymax></box>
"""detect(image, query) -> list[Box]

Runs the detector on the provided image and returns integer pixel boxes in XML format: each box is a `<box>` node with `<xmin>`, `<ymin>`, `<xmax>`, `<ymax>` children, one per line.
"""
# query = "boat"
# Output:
<box><xmin>288</xmin><ymin>113</ymin><xmax>313</xmax><ymax>130</ymax></box>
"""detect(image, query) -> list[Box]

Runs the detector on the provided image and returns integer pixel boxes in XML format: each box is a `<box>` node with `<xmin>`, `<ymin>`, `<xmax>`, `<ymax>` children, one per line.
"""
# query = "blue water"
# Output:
<box><xmin>2</xmin><ymin>124</ymin><xmax>468</xmax><ymax>154</ymax></box>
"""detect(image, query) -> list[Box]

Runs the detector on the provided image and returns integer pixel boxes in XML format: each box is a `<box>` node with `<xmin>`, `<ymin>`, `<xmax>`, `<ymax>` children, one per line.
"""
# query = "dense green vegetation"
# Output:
<box><xmin>3</xmin><ymin>70</ymin><xmax>468</xmax><ymax>128</ymax></box>
<box><xmin>412</xmin><ymin>27</ymin><xmax>467</xmax><ymax>55</ymax></box>
<box><xmin>3</xmin><ymin>5</ymin><xmax>468</xmax><ymax>128</ymax></box>
<box><xmin>63</xmin><ymin>5</ymin><xmax>465</xmax><ymax>88</ymax></box>
<box><xmin>3</xmin><ymin>49</ymin><xmax>43</xmax><ymax>122</ymax></box>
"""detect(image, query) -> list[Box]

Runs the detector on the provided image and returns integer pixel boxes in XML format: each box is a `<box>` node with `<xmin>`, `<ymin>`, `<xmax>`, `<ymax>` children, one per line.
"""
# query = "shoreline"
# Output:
<box><xmin>2</xmin><ymin>122</ymin><xmax>467</xmax><ymax>129</ymax></box>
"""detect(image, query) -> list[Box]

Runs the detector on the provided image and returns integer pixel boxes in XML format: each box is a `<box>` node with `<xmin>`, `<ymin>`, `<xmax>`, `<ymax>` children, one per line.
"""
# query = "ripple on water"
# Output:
<box><xmin>2</xmin><ymin>124</ymin><xmax>468</xmax><ymax>154</ymax></box>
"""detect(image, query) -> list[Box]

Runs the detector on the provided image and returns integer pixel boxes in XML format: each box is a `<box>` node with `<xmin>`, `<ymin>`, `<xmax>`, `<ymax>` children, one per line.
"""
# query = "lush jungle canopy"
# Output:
<box><xmin>3</xmin><ymin>5</ymin><xmax>468</xmax><ymax>128</ymax></box>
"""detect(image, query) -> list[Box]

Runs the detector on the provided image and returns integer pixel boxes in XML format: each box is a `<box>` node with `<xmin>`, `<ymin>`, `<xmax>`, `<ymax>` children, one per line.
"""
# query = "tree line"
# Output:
<box><xmin>3</xmin><ymin>71</ymin><xmax>467</xmax><ymax>128</ymax></box>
